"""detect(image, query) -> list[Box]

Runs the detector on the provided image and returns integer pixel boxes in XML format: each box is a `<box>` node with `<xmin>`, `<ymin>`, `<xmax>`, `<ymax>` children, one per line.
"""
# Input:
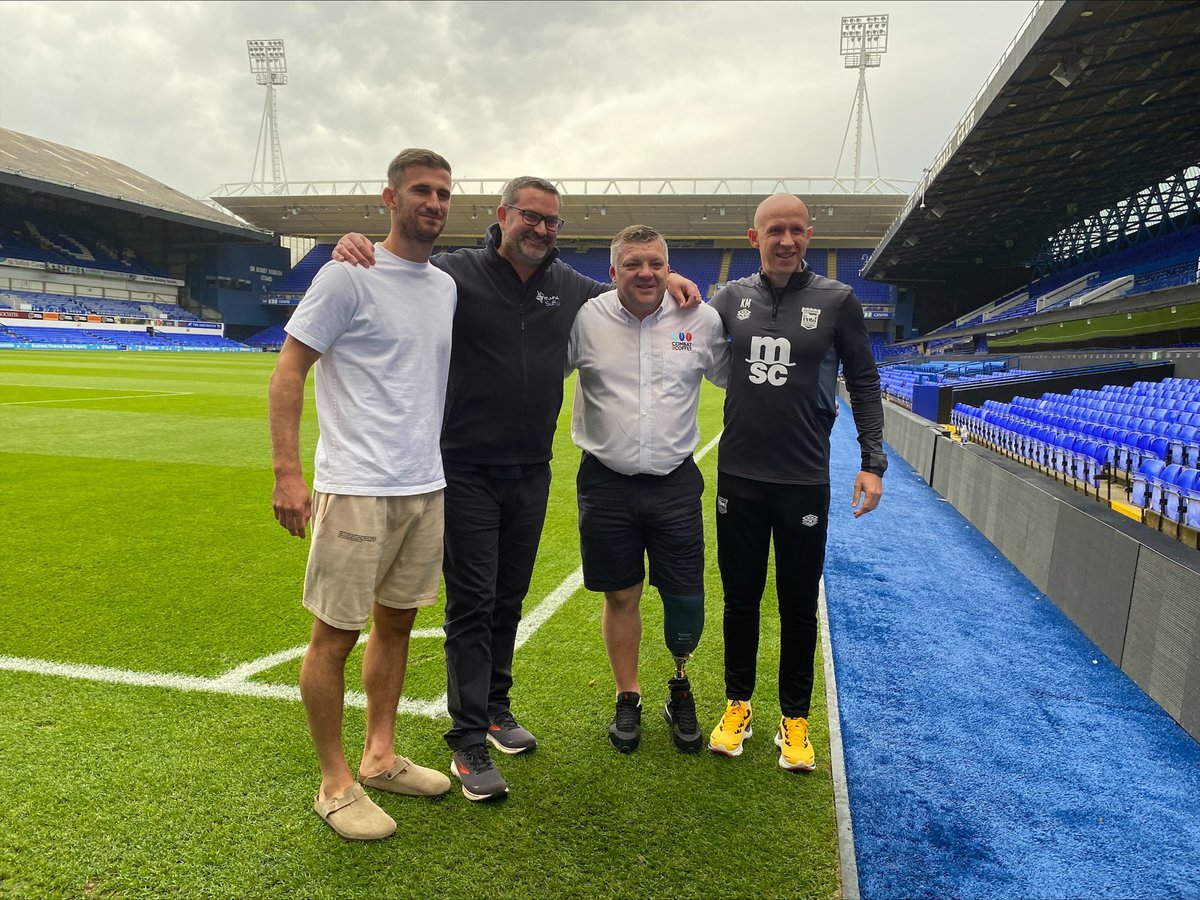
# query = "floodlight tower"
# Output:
<box><xmin>834</xmin><ymin>15</ymin><xmax>889</xmax><ymax>193</ymax></box>
<box><xmin>247</xmin><ymin>39</ymin><xmax>288</xmax><ymax>192</ymax></box>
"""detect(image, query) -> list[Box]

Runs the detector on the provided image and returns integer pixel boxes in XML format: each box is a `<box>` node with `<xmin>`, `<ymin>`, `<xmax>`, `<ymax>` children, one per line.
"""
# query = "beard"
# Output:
<box><xmin>505</xmin><ymin>229</ymin><xmax>554</xmax><ymax>266</ymax></box>
<box><xmin>399</xmin><ymin>209</ymin><xmax>445</xmax><ymax>243</ymax></box>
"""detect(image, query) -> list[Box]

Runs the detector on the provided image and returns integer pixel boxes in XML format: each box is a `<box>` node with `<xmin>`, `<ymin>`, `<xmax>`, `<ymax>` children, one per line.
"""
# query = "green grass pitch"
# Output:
<box><xmin>0</xmin><ymin>350</ymin><xmax>840</xmax><ymax>899</ymax></box>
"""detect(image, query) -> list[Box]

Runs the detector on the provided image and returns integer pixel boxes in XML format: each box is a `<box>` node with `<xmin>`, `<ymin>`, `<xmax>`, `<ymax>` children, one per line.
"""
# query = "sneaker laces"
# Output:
<box><xmin>614</xmin><ymin>695</ymin><xmax>641</xmax><ymax>731</ymax></box>
<box><xmin>721</xmin><ymin>701</ymin><xmax>749</xmax><ymax>735</ymax></box>
<box><xmin>491</xmin><ymin>710</ymin><xmax>519</xmax><ymax>730</ymax></box>
<box><xmin>671</xmin><ymin>687</ymin><xmax>699</xmax><ymax>733</ymax></box>
<box><xmin>458</xmin><ymin>743</ymin><xmax>494</xmax><ymax>773</ymax></box>
<box><xmin>781</xmin><ymin>716</ymin><xmax>807</xmax><ymax>748</ymax></box>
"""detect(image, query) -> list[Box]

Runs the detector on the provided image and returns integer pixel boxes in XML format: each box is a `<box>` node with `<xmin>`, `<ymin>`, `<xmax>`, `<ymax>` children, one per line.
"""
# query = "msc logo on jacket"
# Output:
<box><xmin>745</xmin><ymin>335</ymin><xmax>796</xmax><ymax>386</ymax></box>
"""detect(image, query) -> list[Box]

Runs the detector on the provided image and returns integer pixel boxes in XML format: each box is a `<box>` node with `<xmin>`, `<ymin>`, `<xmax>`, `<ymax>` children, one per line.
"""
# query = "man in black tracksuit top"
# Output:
<box><xmin>706</xmin><ymin>193</ymin><xmax>886</xmax><ymax>773</ymax></box>
<box><xmin>334</xmin><ymin>177</ymin><xmax>700</xmax><ymax>800</ymax></box>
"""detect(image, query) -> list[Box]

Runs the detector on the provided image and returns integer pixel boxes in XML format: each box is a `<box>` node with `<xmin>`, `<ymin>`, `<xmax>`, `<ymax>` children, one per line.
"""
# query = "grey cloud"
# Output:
<box><xmin>0</xmin><ymin>0</ymin><xmax>1035</xmax><ymax>198</ymax></box>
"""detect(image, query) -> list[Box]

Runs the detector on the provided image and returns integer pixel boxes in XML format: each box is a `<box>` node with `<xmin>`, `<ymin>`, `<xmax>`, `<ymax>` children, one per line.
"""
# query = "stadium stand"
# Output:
<box><xmin>926</xmin><ymin>224</ymin><xmax>1200</xmax><ymax>333</ymax></box>
<box><xmin>835</xmin><ymin>249</ymin><xmax>892</xmax><ymax>304</ymax></box>
<box><xmin>880</xmin><ymin>359</ymin><xmax>1032</xmax><ymax>408</ymax></box>
<box><xmin>951</xmin><ymin>377</ymin><xmax>1200</xmax><ymax>541</ymax></box>
<box><xmin>0</xmin><ymin>213</ymin><xmax>171</xmax><ymax>279</ymax></box>
<box><xmin>269</xmin><ymin>243</ymin><xmax>334</xmax><ymax>298</ymax></box>
<box><xmin>244</xmin><ymin>323</ymin><xmax>288</xmax><ymax>350</ymax></box>
<box><xmin>0</xmin><ymin>289</ymin><xmax>199</xmax><ymax>321</ymax></box>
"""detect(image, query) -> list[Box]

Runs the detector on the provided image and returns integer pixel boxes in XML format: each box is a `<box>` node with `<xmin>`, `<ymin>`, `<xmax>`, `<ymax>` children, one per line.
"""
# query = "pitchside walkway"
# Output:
<box><xmin>823</xmin><ymin>404</ymin><xmax>1200</xmax><ymax>899</ymax></box>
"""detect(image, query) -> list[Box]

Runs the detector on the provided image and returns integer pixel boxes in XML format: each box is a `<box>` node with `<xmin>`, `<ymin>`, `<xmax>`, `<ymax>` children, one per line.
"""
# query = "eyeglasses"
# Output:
<box><xmin>505</xmin><ymin>205</ymin><xmax>566</xmax><ymax>232</ymax></box>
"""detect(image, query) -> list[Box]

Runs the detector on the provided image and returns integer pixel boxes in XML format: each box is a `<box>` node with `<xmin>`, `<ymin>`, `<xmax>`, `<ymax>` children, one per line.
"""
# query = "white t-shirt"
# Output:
<box><xmin>285</xmin><ymin>245</ymin><xmax>456</xmax><ymax>495</ymax></box>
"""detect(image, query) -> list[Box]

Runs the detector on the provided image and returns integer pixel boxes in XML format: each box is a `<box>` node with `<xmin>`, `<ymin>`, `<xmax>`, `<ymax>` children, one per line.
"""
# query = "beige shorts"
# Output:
<box><xmin>302</xmin><ymin>490</ymin><xmax>444</xmax><ymax>631</ymax></box>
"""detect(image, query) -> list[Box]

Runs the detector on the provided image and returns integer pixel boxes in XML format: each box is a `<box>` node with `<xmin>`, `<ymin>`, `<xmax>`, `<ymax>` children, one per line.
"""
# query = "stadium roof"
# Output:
<box><xmin>863</xmin><ymin>0</ymin><xmax>1200</xmax><ymax>283</ymax></box>
<box><xmin>212</xmin><ymin>178</ymin><xmax>909</xmax><ymax>247</ymax></box>
<box><xmin>0</xmin><ymin>128</ymin><xmax>272</xmax><ymax>241</ymax></box>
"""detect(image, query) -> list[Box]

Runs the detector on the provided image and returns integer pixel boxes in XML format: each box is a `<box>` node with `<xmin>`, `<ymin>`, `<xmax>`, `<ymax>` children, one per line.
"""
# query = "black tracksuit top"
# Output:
<box><xmin>710</xmin><ymin>268</ymin><xmax>888</xmax><ymax>485</ymax></box>
<box><xmin>431</xmin><ymin>224</ymin><xmax>607</xmax><ymax>466</ymax></box>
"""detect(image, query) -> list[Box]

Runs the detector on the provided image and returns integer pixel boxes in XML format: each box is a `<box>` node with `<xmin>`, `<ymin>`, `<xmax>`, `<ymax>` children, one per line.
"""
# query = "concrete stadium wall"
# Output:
<box><xmin>847</xmin><ymin>386</ymin><xmax>1200</xmax><ymax>741</ymax></box>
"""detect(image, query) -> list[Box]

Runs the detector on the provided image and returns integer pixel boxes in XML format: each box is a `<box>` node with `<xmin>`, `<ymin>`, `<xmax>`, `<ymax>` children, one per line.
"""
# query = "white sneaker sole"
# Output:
<box><xmin>708</xmin><ymin>724</ymin><xmax>753</xmax><ymax>757</ymax></box>
<box><xmin>450</xmin><ymin>759</ymin><xmax>509</xmax><ymax>802</ymax></box>
<box><xmin>486</xmin><ymin>732</ymin><xmax>536</xmax><ymax>755</ymax></box>
<box><xmin>773</xmin><ymin>732</ymin><xmax>816</xmax><ymax>771</ymax></box>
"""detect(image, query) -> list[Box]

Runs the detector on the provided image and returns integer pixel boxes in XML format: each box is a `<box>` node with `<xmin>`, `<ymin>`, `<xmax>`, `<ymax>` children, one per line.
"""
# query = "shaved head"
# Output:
<box><xmin>753</xmin><ymin>194</ymin><xmax>810</xmax><ymax>230</ymax></box>
<box><xmin>749</xmin><ymin>194</ymin><xmax>814</xmax><ymax>287</ymax></box>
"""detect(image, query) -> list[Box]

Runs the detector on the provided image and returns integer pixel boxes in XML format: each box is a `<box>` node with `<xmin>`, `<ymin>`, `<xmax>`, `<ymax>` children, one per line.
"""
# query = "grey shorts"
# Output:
<box><xmin>302</xmin><ymin>490</ymin><xmax>444</xmax><ymax>631</ymax></box>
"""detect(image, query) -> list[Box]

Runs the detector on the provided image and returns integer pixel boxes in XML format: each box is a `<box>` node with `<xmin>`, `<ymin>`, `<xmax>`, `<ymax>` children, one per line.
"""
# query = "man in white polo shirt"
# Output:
<box><xmin>268</xmin><ymin>148</ymin><xmax>457</xmax><ymax>840</ymax></box>
<box><xmin>566</xmin><ymin>225</ymin><xmax>730</xmax><ymax>754</ymax></box>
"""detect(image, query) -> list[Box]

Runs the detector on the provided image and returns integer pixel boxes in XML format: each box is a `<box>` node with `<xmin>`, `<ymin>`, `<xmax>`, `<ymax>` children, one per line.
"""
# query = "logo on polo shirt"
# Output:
<box><xmin>671</xmin><ymin>331</ymin><xmax>694</xmax><ymax>351</ymax></box>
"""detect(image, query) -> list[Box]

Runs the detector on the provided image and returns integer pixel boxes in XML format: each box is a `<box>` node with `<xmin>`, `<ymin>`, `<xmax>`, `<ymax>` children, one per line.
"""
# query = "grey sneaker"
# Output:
<box><xmin>608</xmin><ymin>692</ymin><xmax>642</xmax><ymax>753</ymax></box>
<box><xmin>664</xmin><ymin>676</ymin><xmax>702</xmax><ymax>753</ymax></box>
<box><xmin>450</xmin><ymin>744</ymin><xmax>508</xmax><ymax>802</ymax></box>
<box><xmin>487</xmin><ymin>711</ymin><xmax>537</xmax><ymax>755</ymax></box>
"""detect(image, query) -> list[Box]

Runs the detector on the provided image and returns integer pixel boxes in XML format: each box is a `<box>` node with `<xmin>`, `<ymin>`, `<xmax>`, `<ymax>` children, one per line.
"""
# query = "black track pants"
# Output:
<box><xmin>715</xmin><ymin>472</ymin><xmax>830</xmax><ymax>719</ymax></box>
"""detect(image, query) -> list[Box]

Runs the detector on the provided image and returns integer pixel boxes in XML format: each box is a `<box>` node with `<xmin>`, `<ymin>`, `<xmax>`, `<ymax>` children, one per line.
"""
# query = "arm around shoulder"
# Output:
<box><xmin>331</xmin><ymin>232</ymin><xmax>376</xmax><ymax>267</ymax></box>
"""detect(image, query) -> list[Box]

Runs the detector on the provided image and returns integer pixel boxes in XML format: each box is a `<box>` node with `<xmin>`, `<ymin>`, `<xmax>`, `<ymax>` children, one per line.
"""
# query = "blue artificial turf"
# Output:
<box><xmin>823</xmin><ymin>402</ymin><xmax>1200</xmax><ymax>900</ymax></box>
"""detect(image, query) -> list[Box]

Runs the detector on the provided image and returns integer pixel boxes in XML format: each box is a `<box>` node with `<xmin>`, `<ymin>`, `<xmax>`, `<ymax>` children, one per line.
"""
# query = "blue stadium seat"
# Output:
<box><xmin>1130</xmin><ymin>459</ymin><xmax>1166</xmax><ymax>512</ymax></box>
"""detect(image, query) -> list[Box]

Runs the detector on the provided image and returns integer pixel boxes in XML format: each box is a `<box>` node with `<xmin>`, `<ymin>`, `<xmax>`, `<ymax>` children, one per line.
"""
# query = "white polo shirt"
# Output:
<box><xmin>566</xmin><ymin>290</ymin><xmax>730</xmax><ymax>476</ymax></box>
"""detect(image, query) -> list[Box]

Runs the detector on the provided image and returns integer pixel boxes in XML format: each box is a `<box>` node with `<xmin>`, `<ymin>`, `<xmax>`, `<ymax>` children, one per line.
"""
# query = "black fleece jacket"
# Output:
<box><xmin>431</xmin><ymin>224</ymin><xmax>607</xmax><ymax>466</ymax></box>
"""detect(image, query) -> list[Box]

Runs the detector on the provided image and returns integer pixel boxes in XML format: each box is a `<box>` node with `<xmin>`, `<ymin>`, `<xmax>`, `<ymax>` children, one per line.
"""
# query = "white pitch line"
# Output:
<box><xmin>0</xmin><ymin>654</ymin><xmax>446</xmax><ymax>716</ymax></box>
<box><xmin>0</xmin><ymin>430</ymin><xmax>725</xmax><ymax>716</ymax></box>
<box><xmin>215</xmin><ymin>628</ymin><xmax>443</xmax><ymax>684</ymax></box>
<box><xmin>0</xmin><ymin>391</ymin><xmax>193</xmax><ymax>406</ymax></box>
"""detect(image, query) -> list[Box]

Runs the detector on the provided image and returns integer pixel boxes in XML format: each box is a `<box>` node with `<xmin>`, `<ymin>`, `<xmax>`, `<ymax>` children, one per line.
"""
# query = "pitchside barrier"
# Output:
<box><xmin>843</xmin><ymin>382</ymin><xmax>1200</xmax><ymax>743</ymax></box>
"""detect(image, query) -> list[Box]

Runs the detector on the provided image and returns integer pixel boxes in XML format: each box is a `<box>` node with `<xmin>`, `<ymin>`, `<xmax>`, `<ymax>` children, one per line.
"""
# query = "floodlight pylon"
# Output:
<box><xmin>834</xmin><ymin>15</ymin><xmax>888</xmax><ymax>193</ymax></box>
<box><xmin>247</xmin><ymin>39</ymin><xmax>288</xmax><ymax>192</ymax></box>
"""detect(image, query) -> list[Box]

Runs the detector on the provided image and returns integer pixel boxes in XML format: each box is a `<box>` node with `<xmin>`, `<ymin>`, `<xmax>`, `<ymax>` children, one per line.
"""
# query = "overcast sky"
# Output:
<box><xmin>0</xmin><ymin>0</ymin><xmax>1035</xmax><ymax>200</ymax></box>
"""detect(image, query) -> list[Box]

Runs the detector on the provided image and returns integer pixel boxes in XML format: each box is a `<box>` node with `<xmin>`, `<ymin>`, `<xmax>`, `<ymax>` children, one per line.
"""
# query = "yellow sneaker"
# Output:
<box><xmin>774</xmin><ymin>716</ymin><xmax>816</xmax><ymax>772</ymax></box>
<box><xmin>708</xmin><ymin>700</ymin><xmax>753</xmax><ymax>757</ymax></box>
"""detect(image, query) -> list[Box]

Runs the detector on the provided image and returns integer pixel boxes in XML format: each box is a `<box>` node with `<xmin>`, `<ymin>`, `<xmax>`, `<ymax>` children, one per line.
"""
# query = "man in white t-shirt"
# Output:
<box><xmin>268</xmin><ymin>149</ymin><xmax>458</xmax><ymax>841</ymax></box>
<box><xmin>566</xmin><ymin>225</ymin><xmax>729</xmax><ymax>755</ymax></box>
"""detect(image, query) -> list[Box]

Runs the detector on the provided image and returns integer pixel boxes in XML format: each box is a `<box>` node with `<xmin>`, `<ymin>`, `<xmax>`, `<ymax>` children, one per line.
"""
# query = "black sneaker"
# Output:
<box><xmin>664</xmin><ymin>677</ymin><xmax>702</xmax><ymax>753</ymax></box>
<box><xmin>487</xmin><ymin>710</ymin><xmax>537</xmax><ymax>755</ymax></box>
<box><xmin>608</xmin><ymin>692</ymin><xmax>642</xmax><ymax>753</ymax></box>
<box><xmin>450</xmin><ymin>744</ymin><xmax>508</xmax><ymax>802</ymax></box>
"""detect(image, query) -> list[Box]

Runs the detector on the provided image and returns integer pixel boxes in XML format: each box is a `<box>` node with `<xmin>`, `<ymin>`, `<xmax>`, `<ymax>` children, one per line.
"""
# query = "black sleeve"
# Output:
<box><xmin>835</xmin><ymin>290</ymin><xmax>888</xmax><ymax>476</ymax></box>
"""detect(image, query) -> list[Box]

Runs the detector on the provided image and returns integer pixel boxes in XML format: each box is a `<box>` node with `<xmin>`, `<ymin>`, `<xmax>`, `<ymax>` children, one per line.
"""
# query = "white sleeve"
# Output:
<box><xmin>565</xmin><ymin>313</ymin><xmax>581</xmax><ymax>378</ymax></box>
<box><xmin>284</xmin><ymin>262</ymin><xmax>358</xmax><ymax>353</ymax></box>
<box><xmin>703</xmin><ymin>311</ymin><xmax>731</xmax><ymax>389</ymax></box>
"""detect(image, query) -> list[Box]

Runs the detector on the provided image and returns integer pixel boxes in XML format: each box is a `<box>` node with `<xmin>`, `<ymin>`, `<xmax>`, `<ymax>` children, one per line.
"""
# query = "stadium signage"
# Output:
<box><xmin>0</xmin><ymin>256</ymin><xmax>183</xmax><ymax>287</ymax></box>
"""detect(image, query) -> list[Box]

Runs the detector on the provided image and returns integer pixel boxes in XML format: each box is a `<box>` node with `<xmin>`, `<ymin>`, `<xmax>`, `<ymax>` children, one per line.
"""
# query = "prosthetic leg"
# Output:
<box><xmin>660</xmin><ymin>590</ymin><xmax>704</xmax><ymax>752</ymax></box>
